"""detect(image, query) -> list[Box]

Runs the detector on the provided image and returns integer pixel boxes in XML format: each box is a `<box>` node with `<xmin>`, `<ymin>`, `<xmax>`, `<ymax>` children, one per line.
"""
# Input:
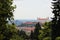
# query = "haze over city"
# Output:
<box><xmin>13</xmin><ymin>0</ymin><xmax>53</xmax><ymax>20</ymax></box>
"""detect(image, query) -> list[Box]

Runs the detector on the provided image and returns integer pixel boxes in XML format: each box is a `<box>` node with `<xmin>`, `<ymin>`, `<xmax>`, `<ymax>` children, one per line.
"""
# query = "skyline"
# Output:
<box><xmin>13</xmin><ymin>0</ymin><xmax>53</xmax><ymax>20</ymax></box>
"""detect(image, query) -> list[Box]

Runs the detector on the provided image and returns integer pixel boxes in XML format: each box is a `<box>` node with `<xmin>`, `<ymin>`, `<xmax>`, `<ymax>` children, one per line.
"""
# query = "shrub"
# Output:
<box><xmin>43</xmin><ymin>37</ymin><xmax>51</xmax><ymax>40</ymax></box>
<box><xmin>55</xmin><ymin>37</ymin><xmax>60</xmax><ymax>40</ymax></box>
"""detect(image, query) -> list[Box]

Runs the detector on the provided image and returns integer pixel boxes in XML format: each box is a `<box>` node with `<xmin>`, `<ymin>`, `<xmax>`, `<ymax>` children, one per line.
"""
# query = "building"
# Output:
<box><xmin>37</xmin><ymin>17</ymin><xmax>49</xmax><ymax>24</ymax></box>
<box><xmin>16</xmin><ymin>17</ymin><xmax>50</xmax><ymax>35</ymax></box>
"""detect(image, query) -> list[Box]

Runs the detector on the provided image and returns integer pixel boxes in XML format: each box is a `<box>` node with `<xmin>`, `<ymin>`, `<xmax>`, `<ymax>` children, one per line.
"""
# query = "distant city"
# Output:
<box><xmin>7</xmin><ymin>17</ymin><xmax>50</xmax><ymax>35</ymax></box>
<box><xmin>14</xmin><ymin>17</ymin><xmax>50</xmax><ymax>26</ymax></box>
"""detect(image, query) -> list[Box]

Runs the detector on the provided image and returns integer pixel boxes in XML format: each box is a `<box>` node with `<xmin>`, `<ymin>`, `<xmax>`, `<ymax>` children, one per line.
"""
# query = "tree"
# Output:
<box><xmin>38</xmin><ymin>22</ymin><xmax>51</xmax><ymax>40</ymax></box>
<box><xmin>55</xmin><ymin>37</ymin><xmax>60</xmax><ymax>40</ymax></box>
<box><xmin>30</xmin><ymin>31</ymin><xmax>34</xmax><ymax>40</ymax></box>
<box><xmin>18</xmin><ymin>30</ymin><xmax>27</xmax><ymax>39</ymax></box>
<box><xmin>43</xmin><ymin>37</ymin><xmax>51</xmax><ymax>40</ymax></box>
<box><xmin>51</xmin><ymin>0</ymin><xmax>60</xmax><ymax>40</ymax></box>
<box><xmin>34</xmin><ymin>22</ymin><xmax>41</xmax><ymax>40</ymax></box>
<box><xmin>43</xmin><ymin>22</ymin><xmax>51</xmax><ymax>37</ymax></box>
<box><xmin>0</xmin><ymin>0</ymin><xmax>23</xmax><ymax>40</ymax></box>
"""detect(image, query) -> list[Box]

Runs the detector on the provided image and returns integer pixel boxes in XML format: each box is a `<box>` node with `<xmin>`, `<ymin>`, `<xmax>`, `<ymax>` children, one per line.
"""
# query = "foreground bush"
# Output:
<box><xmin>55</xmin><ymin>37</ymin><xmax>60</xmax><ymax>40</ymax></box>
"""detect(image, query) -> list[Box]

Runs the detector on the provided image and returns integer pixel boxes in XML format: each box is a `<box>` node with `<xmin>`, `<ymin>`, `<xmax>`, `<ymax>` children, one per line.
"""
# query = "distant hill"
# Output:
<box><xmin>14</xmin><ymin>19</ymin><xmax>50</xmax><ymax>26</ymax></box>
<box><xmin>14</xmin><ymin>20</ymin><xmax>38</xmax><ymax>26</ymax></box>
<box><xmin>14</xmin><ymin>20</ymin><xmax>23</xmax><ymax>26</ymax></box>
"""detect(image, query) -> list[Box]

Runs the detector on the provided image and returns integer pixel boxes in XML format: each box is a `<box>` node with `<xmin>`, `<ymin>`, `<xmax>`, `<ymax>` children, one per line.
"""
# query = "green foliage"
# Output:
<box><xmin>10</xmin><ymin>35</ymin><xmax>24</xmax><ymax>40</ymax></box>
<box><xmin>34</xmin><ymin>22</ymin><xmax>41</xmax><ymax>40</ymax></box>
<box><xmin>43</xmin><ymin>37</ymin><xmax>51</xmax><ymax>40</ymax></box>
<box><xmin>0</xmin><ymin>0</ymin><xmax>24</xmax><ymax>40</ymax></box>
<box><xmin>0</xmin><ymin>24</ymin><xmax>24</xmax><ymax>40</ymax></box>
<box><xmin>30</xmin><ymin>31</ymin><xmax>34</xmax><ymax>40</ymax></box>
<box><xmin>51</xmin><ymin>0</ymin><xmax>60</xmax><ymax>40</ymax></box>
<box><xmin>0</xmin><ymin>34</ymin><xmax>4</xmax><ymax>40</ymax></box>
<box><xmin>18</xmin><ymin>30</ymin><xmax>27</xmax><ymax>39</ymax></box>
<box><xmin>55</xmin><ymin>37</ymin><xmax>60</xmax><ymax>40</ymax></box>
<box><xmin>38</xmin><ymin>30</ymin><xmax>45</xmax><ymax>40</ymax></box>
<box><xmin>38</xmin><ymin>22</ymin><xmax>51</xmax><ymax>40</ymax></box>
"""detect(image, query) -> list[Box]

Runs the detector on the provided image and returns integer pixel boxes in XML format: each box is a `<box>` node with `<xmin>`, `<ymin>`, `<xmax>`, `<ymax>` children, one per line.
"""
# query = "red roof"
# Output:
<box><xmin>23</xmin><ymin>27</ymin><xmax>35</xmax><ymax>31</ymax></box>
<box><xmin>37</xmin><ymin>17</ymin><xmax>49</xmax><ymax>20</ymax></box>
<box><xmin>24</xmin><ymin>22</ymin><xmax>33</xmax><ymax>24</ymax></box>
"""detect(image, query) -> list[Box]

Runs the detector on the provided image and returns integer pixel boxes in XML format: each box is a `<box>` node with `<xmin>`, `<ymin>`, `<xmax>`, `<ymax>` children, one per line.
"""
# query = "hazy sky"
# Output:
<box><xmin>13</xmin><ymin>0</ymin><xmax>53</xmax><ymax>20</ymax></box>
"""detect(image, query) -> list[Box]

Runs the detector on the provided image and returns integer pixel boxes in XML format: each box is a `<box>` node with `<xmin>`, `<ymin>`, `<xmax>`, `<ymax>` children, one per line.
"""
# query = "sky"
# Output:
<box><xmin>13</xmin><ymin>0</ymin><xmax>53</xmax><ymax>20</ymax></box>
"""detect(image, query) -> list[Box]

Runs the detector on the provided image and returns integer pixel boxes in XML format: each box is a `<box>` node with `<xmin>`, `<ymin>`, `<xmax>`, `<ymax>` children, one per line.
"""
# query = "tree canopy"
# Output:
<box><xmin>0</xmin><ymin>0</ymin><xmax>24</xmax><ymax>40</ymax></box>
<box><xmin>51</xmin><ymin>0</ymin><xmax>60</xmax><ymax>40</ymax></box>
